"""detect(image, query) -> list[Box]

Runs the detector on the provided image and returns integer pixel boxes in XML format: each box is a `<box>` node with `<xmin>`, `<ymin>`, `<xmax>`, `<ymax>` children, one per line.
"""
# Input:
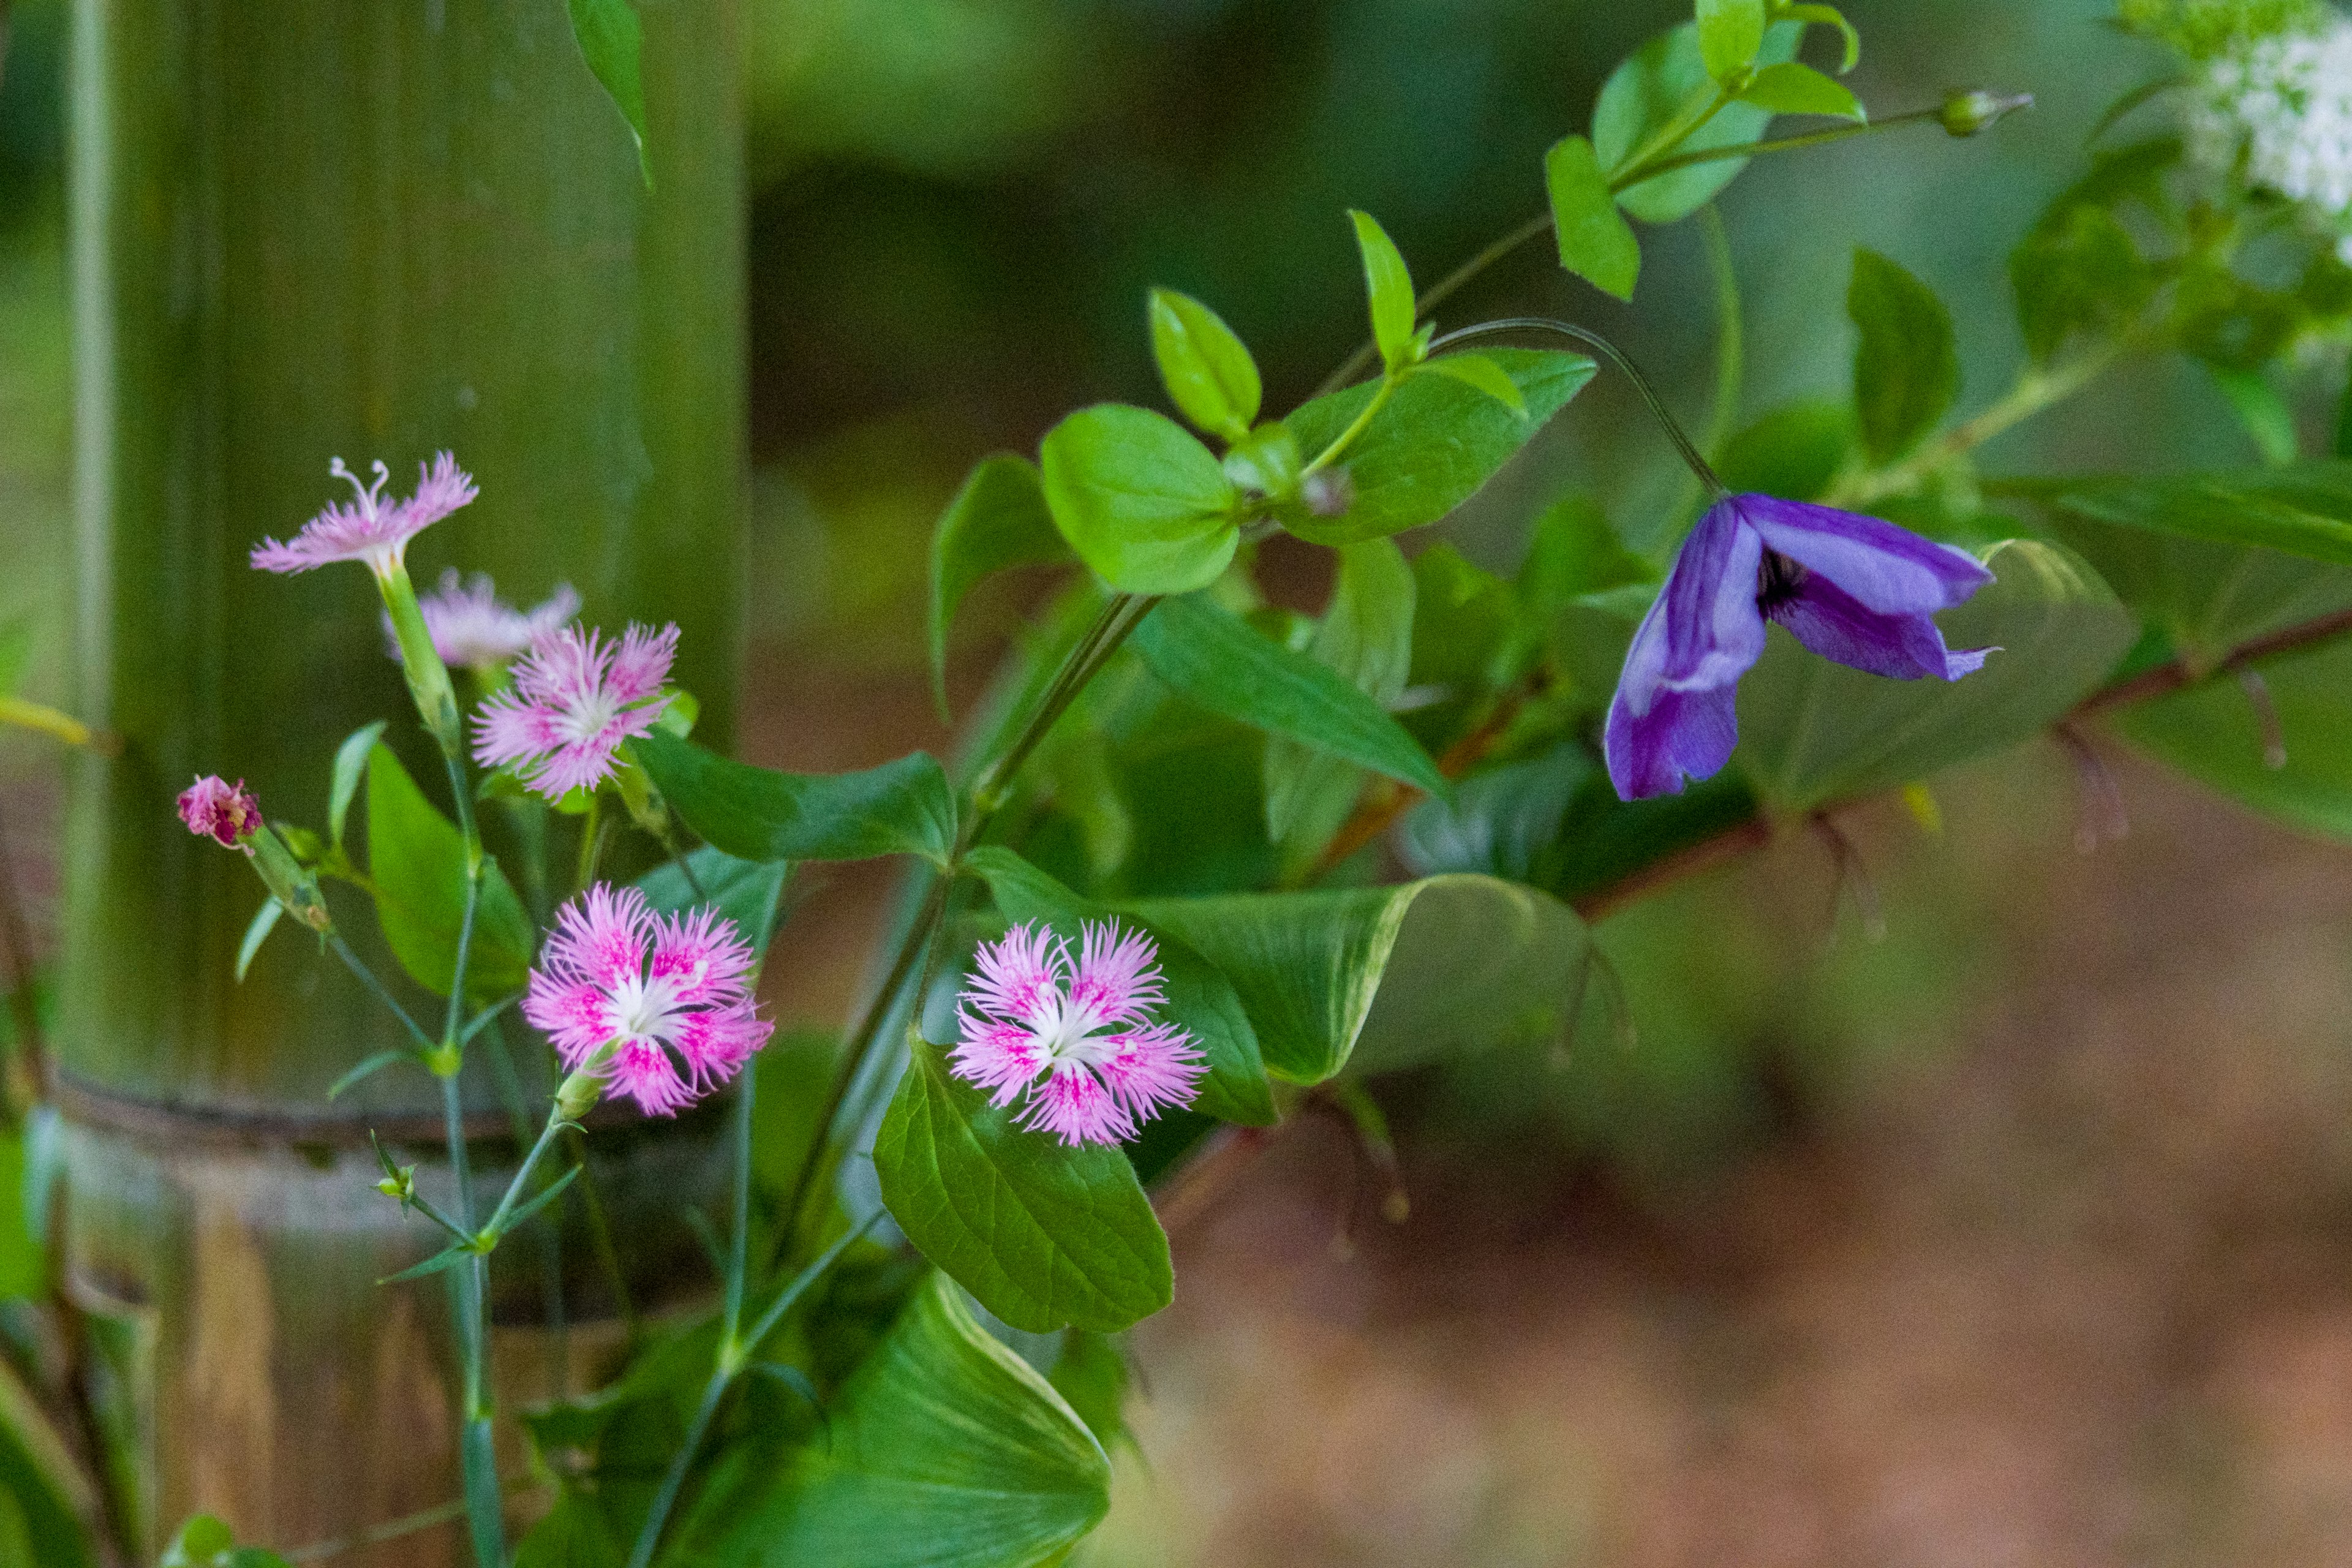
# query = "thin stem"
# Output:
<box><xmin>478</xmin><ymin>1112</ymin><xmax>570</xmax><ymax>1241</ymax></box>
<box><xmin>1828</xmin><ymin>339</ymin><xmax>2128</xmax><ymax>508</ymax></box>
<box><xmin>1300</xmin><ymin>376</ymin><xmax>1399</xmax><ymax>477</ymax></box>
<box><xmin>567</xmin><ymin>1125</ymin><xmax>639</xmax><ymax>1341</ymax></box>
<box><xmin>326</xmin><ymin>932</ymin><xmax>436</xmax><ymax>1053</ymax></box>
<box><xmin>440</xmin><ymin>751</ymin><xmax>483</xmax><ymax>1048</ymax></box>
<box><xmin>1429</xmin><ymin>317</ymin><xmax>1726</xmax><ymax>496</ymax></box>
<box><xmin>626</xmin><ymin>1367</ymin><xmax>731</xmax><ymax>1568</ymax></box>
<box><xmin>438</xmin><ymin>1068</ymin><xmax>505</xmax><ymax>1568</ymax></box>
<box><xmin>723</xmin><ymin>1068</ymin><xmax>754</xmax><ymax>1347</ymax></box>
<box><xmin>1313</xmin><ymin>100</ymin><xmax>1972</xmax><ymax>397</ymax></box>
<box><xmin>575</xmin><ymin>794</ymin><xmax>611</xmax><ymax>895</ymax></box>
<box><xmin>1623</xmin><ymin>104</ymin><xmax>1950</xmax><ymax>190</ymax></box>
<box><xmin>282</xmin><ymin>1476</ymin><xmax>549</xmax><ymax>1566</ymax></box>
<box><xmin>630</xmin><ymin>1216</ymin><xmax>876</xmax><ymax>1568</ymax></box>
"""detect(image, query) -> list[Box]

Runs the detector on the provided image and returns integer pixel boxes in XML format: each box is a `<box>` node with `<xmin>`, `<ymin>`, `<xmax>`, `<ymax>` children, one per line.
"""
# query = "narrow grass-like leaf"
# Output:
<box><xmin>328</xmin><ymin>720</ymin><xmax>386</xmax><ymax>851</ymax></box>
<box><xmin>235</xmin><ymin>899</ymin><xmax>284</xmax><ymax>982</ymax></box>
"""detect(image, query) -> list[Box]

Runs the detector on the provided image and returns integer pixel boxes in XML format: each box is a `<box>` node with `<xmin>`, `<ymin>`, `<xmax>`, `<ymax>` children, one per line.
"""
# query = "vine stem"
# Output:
<box><xmin>1314</xmin><ymin>101</ymin><xmax>1972</xmax><ymax>397</ymax></box>
<box><xmin>1828</xmin><ymin>339</ymin><xmax>2128</xmax><ymax>508</ymax></box>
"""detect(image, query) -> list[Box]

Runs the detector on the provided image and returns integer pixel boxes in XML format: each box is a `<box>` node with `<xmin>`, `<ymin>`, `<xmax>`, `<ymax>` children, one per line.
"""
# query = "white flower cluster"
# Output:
<box><xmin>2190</xmin><ymin>13</ymin><xmax>2352</xmax><ymax>262</ymax></box>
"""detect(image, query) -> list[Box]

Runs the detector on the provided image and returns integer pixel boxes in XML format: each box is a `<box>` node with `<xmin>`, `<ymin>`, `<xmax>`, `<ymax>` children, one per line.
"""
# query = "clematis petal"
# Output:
<box><xmin>1736</xmin><ymin>494</ymin><xmax>1991</xmax><ymax>616</ymax></box>
<box><xmin>1640</xmin><ymin>499</ymin><xmax>1768</xmax><ymax>699</ymax></box>
<box><xmin>1771</xmin><ymin>571</ymin><xmax>1993</xmax><ymax>680</ymax></box>
<box><xmin>1604</xmin><ymin>680</ymin><xmax>1743</xmax><ymax>801</ymax></box>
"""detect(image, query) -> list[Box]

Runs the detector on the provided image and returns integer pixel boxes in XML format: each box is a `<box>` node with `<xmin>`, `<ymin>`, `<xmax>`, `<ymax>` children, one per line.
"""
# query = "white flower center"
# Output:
<box><xmin>1025</xmin><ymin>986</ymin><xmax>1117</xmax><ymax>1069</ymax></box>
<box><xmin>608</xmin><ymin>970</ymin><xmax>688</xmax><ymax>1046</ymax></box>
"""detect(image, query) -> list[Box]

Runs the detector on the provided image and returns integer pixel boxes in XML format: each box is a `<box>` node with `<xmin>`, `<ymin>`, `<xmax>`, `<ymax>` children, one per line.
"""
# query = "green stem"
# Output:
<box><xmin>628</xmin><ymin>1217</ymin><xmax>875</xmax><ymax>1568</ymax></box>
<box><xmin>575</xmin><ymin>793</ymin><xmax>609</xmax><ymax>895</ymax></box>
<box><xmin>723</xmin><ymin>1068</ymin><xmax>754</xmax><ymax>1346</ymax></box>
<box><xmin>478</xmin><ymin>1110</ymin><xmax>570</xmax><ymax>1242</ymax></box>
<box><xmin>326</xmin><ymin>932</ymin><xmax>437</xmax><ymax>1054</ymax></box>
<box><xmin>780</xmin><ymin>589</ymin><xmax>1158</xmax><ymax>1259</ymax></box>
<box><xmin>1313</xmin><ymin>101</ymin><xmax>1970</xmax><ymax>398</ymax></box>
<box><xmin>1300</xmin><ymin>375</ymin><xmax>1398</xmax><ymax>477</ymax></box>
<box><xmin>1827</xmin><ymin>338</ymin><xmax>2128</xmax><ymax>508</ymax></box>
<box><xmin>567</xmin><ymin>1125</ymin><xmax>639</xmax><ymax>1341</ymax></box>
<box><xmin>437</xmin><ymin>1071</ymin><xmax>505</xmax><ymax>1568</ymax></box>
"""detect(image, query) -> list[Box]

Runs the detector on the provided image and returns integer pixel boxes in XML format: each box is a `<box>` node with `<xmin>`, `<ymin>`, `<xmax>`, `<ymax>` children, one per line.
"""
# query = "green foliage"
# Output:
<box><xmin>567</xmin><ymin>0</ymin><xmax>650</xmax><ymax>183</ymax></box>
<box><xmin>162</xmin><ymin>1514</ymin><xmax>286</xmax><ymax>1568</ymax></box>
<box><xmin>634</xmin><ymin>731</ymin><xmax>958</xmax><ymax>867</ymax></box>
<box><xmin>1596</xmin><ymin>21</ymin><xmax>1800</xmax><ymax>224</ymax></box>
<box><xmin>1348</xmin><ymin>210</ymin><xmax>1420</xmax><ymax>374</ymax></box>
<box><xmin>1737</xmin><ymin>61</ymin><xmax>1863</xmax><ymax>119</ymax></box>
<box><xmin>1546</xmin><ymin>135</ymin><xmax>1640</xmax><ymax>301</ymax></box>
<box><xmin>1129</xmin><ymin>592</ymin><xmax>1446</xmax><ymax>797</ymax></box>
<box><xmin>513</xmin><ymin>1493</ymin><xmax>625</xmax><ymax>1568</ymax></box>
<box><xmin>1264</xmin><ymin>538</ymin><xmax>1417</xmax><ymax>862</ymax></box>
<box><xmin>2018</xmin><ymin>462</ymin><xmax>2352</xmax><ymax>575</ymax></box>
<box><xmin>1125</xmin><ymin>875</ymin><xmax>1590</xmax><ymax>1082</ymax></box>
<box><xmin>363</xmin><ymin>745</ymin><xmax>534</xmax><ymax>1003</ymax></box>
<box><xmin>696</xmin><ymin>1274</ymin><xmax>1110</xmax><ymax>1567</ymax></box>
<box><xmin>1716</xmin><ymin>400</ymin><xmax>1854</xmax><ymax>500</ymax></box>
<box><xmin>328</xmin><ymin>720</ymin><xmax>386</xmax><ymax>852</ymax></box>
<box><xmin>2114</xmin><ymin>638</ymin><xmax>2352</xmax><ymax>838</ymax></box>
<box><xmin>1695</xmin><ymin>0</ymin><xmax>1767</xmax><ymax>80</ymax></box>
<box><xmin>1147</xmin><ymin>289</ymin><xmax>1262</xmax><ymax>443</ymax></box>
<box><xmin>1281</xmin><ymin>349</ymin><xmax>1596</xmax><ymax>546</ymax></box>
<box><xmin>1734</xmin><ymin>539</ymin><xmax>2139</xmax><ymax>809</ymax></box>
<box><xmin>965</xmin><ymin>846</ymin><xmax>1274</xmax><ymax>1126</ymax></box>
<box><xmin>929</xmin><ymin>456</ymin><xmax>1071</xmax><ymax>717</ymax></box>
<box><xmin>1039</xmin><ymin>404</ymin><xmax>1239</xmax><ymax>595</ymax></box>
<box><xmin>2045</xmin><ymin>514</ymin><xmax>2352</xmax><ymax>671</ymax></box>
<box><xmin>1849</xmin><ymin>249</ymin><xmax>1960</xmax><ymax>464</ymax></box>
<box><xmin>2008</xmin><ymin>140</ymin><xmax>2176</xmax><ymax>361</ymax></box>
<box><xmin>874</xmin><ymin>1039</ymin><xmax>1174</xmax><ymax>1333</ymax></box>
<box><xmin>1415</xmin><ymin>353</ymin><xmax>1529</xmax><ymax>417</ymax></box>
<box><xmin>636</xmin><ymin>846</ymin><xmax>790</xmax><ymax>958</ymax></box>
<box><xmin>0</xmin><ymin>1339</ymin><xmax>80</xmax><ymax>1564</ymax></box>
<box><xmin>1047</xmin><ymin>1331</ymin><xmax>1133</xmax><ymax>1455</ymax></box>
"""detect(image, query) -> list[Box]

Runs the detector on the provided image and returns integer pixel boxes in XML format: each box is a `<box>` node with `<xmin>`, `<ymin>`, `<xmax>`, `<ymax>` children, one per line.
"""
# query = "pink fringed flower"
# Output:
<box><xmin>251</xmin><ymin>453</ymin><xmax>478</xmax><ymax>578</ymax></box>
<box><xmin>470</xmin><ymin>623</ymin><xmax>677</xmax><ymax>799</ymax></box>
<box><xmin>390</xmin><ymin>570</ymin><xmax>581</xmax><ymax>671</ymax></box>
<box><xmin>951</xmin><ymin>919</ymin><xmax>1205</xmax><ymax>1147</ymax></box>
<box><xmin>176</xmin><ymin>775</ymin><xmax>262</xmax><ymax>850</ymax></box>
<box><xmin>523</xmin><ymin>883</ymin><xmax>772</xmax><ymax>1117</ymax></box>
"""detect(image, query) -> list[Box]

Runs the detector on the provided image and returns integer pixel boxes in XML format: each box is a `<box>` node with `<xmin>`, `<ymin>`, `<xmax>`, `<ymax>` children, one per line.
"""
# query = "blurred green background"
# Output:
<box><xmin>14</xmin><ymin>1</ymin><xmax>2352</xmax><ymax>1562</ymax></box>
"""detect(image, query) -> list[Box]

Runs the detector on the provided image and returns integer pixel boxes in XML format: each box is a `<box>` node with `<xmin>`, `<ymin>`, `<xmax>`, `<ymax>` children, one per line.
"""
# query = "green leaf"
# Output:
<box><xmin>1281</xmin><ymin>349</ymin><xmax>1596</xmax><ymax>546</ymax></box>
<box><xmin>1545</xmin><ymin>135</ymin><xmax>1641</xmax><ymax>301</ymax></box>
<box><xmin>2010</xmin><ymin>204</ymin><xmax>2151</xmax><ymax>363</ymax></box>
<box><xmin>963</xmin><ymin>846</ymin><xmax>1274</xmax><ymax>1127</ymax></box>
<box><xmin>2113</xmin><ymin>636</ymin><xmax>2352</xmax><ymax>840</ymax></box>
<box><xmin>377</xmin><ymin>1240</ymin><xmax>478</xmax><ymax>1286</ymax></box>
<box><xmin>1696</xmin><ymin>0</ymin><xmax>1767</xmax><ymax>80</ymax></box>
<box><xmin>1130</xmin><ymin>594</ymin><xmax>1447</xmax><ymax>797</ymax></box>
<box><xmin>1147</xmin><ymin>289</ymin><xmax>1262</xmax><ymax>442</ymax></box>
<box><xmin>637</xmin><ymin>846</ymin><xmax>791</xmax><ymax>959</ymax></box>
<box><xmin>327</xmin><ymin>1049</ymin><xmax>417</xmax><ymax>1101</ymax></box>
<box><xmin>1518</xmin><ymin>495</ymin><xmax>1656</xmax><ymax>616</ymax></box>
<box><xmin>1124</xmin><ymin>875</ymin><xmax>1590</xmax><ymax>1083</ymax></box>
<box><xmin>1737</xmin><ymin>61</ymin><xmax>1864</xmax><ymax>119</ymax></box>
<box><xmin>1849</xmin><ymin>249</ymin><xmax>1960</xmax><ymax>464</ymax></box>
<box><xmin>633</xmin><ymin>731</ymin><xmax>957</xmax><ymax>867</ymax></box>
<box><xmin>1733</xmin><ymin>538</ymin><xmax>2138</xmax><ymax>810</ymax></box>
<box><xmin>1784</xmin><ymin>2</ymin><xmax>1861</xmax><ymax>71</ymax></box>
<box><xmin>329</xmin><ymin>720</ymin><xmax>386</xmax><ymax>851</ymax></box>
<box><xmin>929</xmin><ymin>456</ymin><xmax>1072</xmax><ymax>718</ymax></box>
<box><xmin>364</xmin><ymin>745</ymin><xmax>535</xmax><ymax>1003</ymax></box>
<box><xmin>513</xmin><ymin>1492</ymin><xmax>625</xmax><ymax>1568</ymax></box>
<box><xmin>1349</xmin><ymin>211</ymin><xmax>1419</xmax><ymax>373</ymax></box>
<box><xmin>1039</xmin><ymin>404</ymin><xmax>1239</xmax><ymax>595</ymax></box>
<box><xmin>1596</xmin><ymin>21</ymin><xmax>1800</xmax><ymax>224</ymax></box>
<box><xmin>567</xmin><ymin>0</ymin><xmax>650</xmax><ymax>184</ymax></box>
<box><xmin>875</xmin><ymin>1041</ymin><xmax>1173</xmax><ymax>1333</ymax></box>
<box><xmin>235</xmin><ymin>899</ymin><xmax>283</xmax><ymax>983</ymax></box>
<box><xmin>1265</xmin><ymin>539</ymin><xmax>1417</xmax><ymax>858</ymax></box>
<box><xmin>1048</xmin><ymin>1332</ymin><xmax>1132</xmax><ymax>1456</ymax></box>
<box><xmin>702</xmin><ymin>1273</ymin><xmax>1109</xmax><ymax>1567</ymax></box>
<box><xmin>2210</xmin><ymin>365</ymin><xmax>2300</xmax><ymax>465</ymax></box>
<box><xmin>2038</xmin><ymin>489</ymin><xmax>2352</xmax><ymax>669</ymax></box>
<box><xmin>1415</xmin><ymin>353</ymin><xmax>1529</xmax><ymax>417</ymax></box>
<box><xmin>2016</xmin><ymin>462</ymin><xmax>2352</xmax><ymax>573</ymax></box>
<box><xmin>1396</xmin><ymin>743</ymin><xmax>1588</xmax><ymax>886</ymax></box>
<box><xmin>1716</xmin><ymin>400</ymin><xmax>1854</xmax><ymax>500</ymax></box>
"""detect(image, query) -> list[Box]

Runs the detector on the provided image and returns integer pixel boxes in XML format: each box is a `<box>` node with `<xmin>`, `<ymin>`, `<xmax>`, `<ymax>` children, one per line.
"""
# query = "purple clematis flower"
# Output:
<box><xmin>1605</xmin><ymin>494</ymin><xmax>1996</xmax><ymax>801</ymax></box>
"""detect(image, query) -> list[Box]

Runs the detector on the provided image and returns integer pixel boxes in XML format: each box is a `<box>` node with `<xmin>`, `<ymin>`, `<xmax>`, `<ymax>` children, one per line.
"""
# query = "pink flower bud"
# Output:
<box><xmin>177</xmin><ymin>775</ymin><xmax>262</xmax><ymax>849</ymax></box>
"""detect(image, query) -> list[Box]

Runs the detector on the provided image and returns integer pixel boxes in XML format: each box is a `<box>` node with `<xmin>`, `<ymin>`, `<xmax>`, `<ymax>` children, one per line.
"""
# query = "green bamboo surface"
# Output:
<box><xmin>56</xmin><ymin>1</ymin><xmax>745</xmax><ymax>1558</ymax></box>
